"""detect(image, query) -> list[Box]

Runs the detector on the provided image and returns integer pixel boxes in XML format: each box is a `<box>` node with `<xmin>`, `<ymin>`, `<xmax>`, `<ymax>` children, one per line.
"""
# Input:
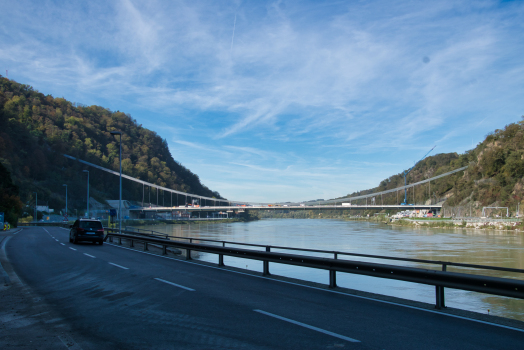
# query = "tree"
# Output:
<box><xmin>0</xmin><ymin>161</ymin><xmax>23</xmax><ymax>227</ymax></box>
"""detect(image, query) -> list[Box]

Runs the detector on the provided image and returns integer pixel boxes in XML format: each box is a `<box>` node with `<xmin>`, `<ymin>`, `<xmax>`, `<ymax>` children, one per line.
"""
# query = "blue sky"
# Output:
<box><xmin>1</xmin><ymin>0</ymin><xmax>524</xmax><ymax>202</ymax></box>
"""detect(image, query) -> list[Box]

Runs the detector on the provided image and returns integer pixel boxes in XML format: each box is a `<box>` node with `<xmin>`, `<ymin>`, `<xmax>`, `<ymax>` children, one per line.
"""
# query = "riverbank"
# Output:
<box><xmin>388</xmin><ymin>217</ymin><xmax>524</xmax><ymax>231</ymax></box>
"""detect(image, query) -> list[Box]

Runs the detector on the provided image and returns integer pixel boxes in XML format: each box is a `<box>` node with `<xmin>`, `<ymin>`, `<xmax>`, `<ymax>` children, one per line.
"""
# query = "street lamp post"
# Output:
<box><xmin>63</xmin><ymin>184</ymin><xmax>68</xmax><ymax>219</ymax></box>
<box><xmin>110</xmin><ymin>131</ymin><xmax>122</xmax><ymax>233</ymax></box>
<box><xmin>83</xmin><ymin>170</ymin><xmax>89</xmax><ymax>218</ymax></box>
<box><xmin>33</xmin><ymin>192</ymin><xmax>37</xmax><ymax>222</ymax></box>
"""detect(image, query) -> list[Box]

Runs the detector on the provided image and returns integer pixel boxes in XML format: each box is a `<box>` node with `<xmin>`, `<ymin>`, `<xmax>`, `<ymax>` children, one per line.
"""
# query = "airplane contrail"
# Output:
<box><xmin>231</xmin><ymin>13</ymin><xmax>237</xmax><ymax>52</ymax></box>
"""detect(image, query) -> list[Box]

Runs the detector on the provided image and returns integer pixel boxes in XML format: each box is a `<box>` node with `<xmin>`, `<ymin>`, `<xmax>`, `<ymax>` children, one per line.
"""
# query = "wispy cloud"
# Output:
<box><xmin>2</xmin><ymin>0</ymin><xmax>524</xmax><ymax>201</ymax></box>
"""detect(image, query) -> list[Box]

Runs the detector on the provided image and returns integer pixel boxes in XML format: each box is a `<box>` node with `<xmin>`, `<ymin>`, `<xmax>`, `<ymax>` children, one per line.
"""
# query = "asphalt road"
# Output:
<box><xmin>1</xmin><ymin>226</ymin><xmax>523</xmax><ymax>349</ymax></box>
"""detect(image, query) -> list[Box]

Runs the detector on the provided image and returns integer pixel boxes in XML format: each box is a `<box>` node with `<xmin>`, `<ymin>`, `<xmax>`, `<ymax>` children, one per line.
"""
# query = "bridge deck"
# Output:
<box><xmin>131</xmin><ymin>204</ymin><xmax>442</xmax><ymax>212</ymax></box>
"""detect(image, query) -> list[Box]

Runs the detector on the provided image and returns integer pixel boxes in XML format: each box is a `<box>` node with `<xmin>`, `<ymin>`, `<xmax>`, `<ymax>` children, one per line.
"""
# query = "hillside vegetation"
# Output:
<box><xmin>0</xmin><ymin>76</ymin><xmax>222</xmax><ymax>219</ymax></box>
<box><xmin>342</xmin><ymin>118</ymin><xmax>524</xmax><ymax>216</ymax></box>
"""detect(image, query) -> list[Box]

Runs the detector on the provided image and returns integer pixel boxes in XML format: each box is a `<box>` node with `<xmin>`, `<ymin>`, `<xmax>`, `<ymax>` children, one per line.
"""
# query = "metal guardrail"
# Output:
<box><xmin>124</xmin><ymin>226</ymin><xmax>169</xmax><ymax>239</ymax></box>
<box><xmin>18</xmin><ymin>222</ymin><xmax>71</xmax><ymax>228</ymax></box>
<box><xmin>105</xmin><ymin>229</ymin><xmax>524</xmax><ymax>310</ymax></box>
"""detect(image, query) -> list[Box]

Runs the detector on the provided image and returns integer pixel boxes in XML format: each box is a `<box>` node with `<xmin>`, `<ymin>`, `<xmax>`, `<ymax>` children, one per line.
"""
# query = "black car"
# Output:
<box><xmin>69</xmin><ymin>219</ymin><xmax>104</xmax><ymax>245</ymax></box>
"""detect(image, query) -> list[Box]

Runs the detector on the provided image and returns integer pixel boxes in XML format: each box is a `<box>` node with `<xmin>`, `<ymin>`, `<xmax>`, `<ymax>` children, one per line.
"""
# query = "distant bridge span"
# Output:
<box><xmin>64</xmin><ymin>154</ymin><xmax>466</xmax><ymax>208</ymax></box>
<box><xmin>131</xmin><ymin>204</ymin><xmax>442</xmax><ymax>214</ymax></box>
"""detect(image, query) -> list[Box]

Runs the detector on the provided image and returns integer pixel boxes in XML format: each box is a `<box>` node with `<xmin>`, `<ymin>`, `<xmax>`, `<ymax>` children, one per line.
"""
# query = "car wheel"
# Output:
<box><xmin>99</xmin><ymin>240</ymin><xmax>103</xmax><ymax>246</ymax></box>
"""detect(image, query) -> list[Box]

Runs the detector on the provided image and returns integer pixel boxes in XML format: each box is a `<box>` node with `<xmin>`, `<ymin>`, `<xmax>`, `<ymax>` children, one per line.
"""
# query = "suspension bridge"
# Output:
<box><xmin>63</xmin><ymin>154</ymin><xmax>467</xmax><ymax>218</ymax></box>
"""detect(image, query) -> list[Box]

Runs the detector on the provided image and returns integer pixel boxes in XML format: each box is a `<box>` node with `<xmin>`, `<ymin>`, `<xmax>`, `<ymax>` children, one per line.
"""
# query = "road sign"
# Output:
<box><xmin>109</xmin><ymin>209</ymin><xmax>117</xmax><ymax>217</ymax></box>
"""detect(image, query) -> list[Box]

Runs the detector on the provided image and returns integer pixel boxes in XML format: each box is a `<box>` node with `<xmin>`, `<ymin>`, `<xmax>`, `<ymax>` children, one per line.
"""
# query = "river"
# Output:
<box><xmin>139</xmin><ymin>219</ymin><xmax>524</xmax><ymax>321</ymax></box>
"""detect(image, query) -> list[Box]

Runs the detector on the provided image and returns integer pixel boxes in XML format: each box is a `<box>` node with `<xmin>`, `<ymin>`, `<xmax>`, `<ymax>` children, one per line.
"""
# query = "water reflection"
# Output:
<box><xmin>140</xmin><ymin>219</ymin><xmax>524</xmax><ymax>321</ymax></box>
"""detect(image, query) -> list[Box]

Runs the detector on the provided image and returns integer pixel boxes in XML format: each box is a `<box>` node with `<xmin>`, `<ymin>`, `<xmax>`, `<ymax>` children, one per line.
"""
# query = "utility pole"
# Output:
<box><xmin>63</xmin><ymin>184</ymin><xmax>68</xmax><ymax>219</ymax></box>
<box><xmin>110</xmin><ymin>131</ymin><xmax>122</xmax><ymax>233</ymax></box>
<box><xmin>83</xmin><ymin>170</ymin><xmax>89</xmax><ymax>218</ymax></box>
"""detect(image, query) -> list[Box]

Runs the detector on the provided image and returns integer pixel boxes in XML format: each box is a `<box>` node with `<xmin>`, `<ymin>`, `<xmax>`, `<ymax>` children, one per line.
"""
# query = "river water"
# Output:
<box><xmin>140</xmin><ymin>219</ymin><xmax>524</xmax><ymax>321</ymax></box>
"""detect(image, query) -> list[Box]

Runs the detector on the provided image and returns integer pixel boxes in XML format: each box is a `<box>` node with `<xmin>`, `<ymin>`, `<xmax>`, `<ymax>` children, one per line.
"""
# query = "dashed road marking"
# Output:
<box><xmin>83</xmin><ymin>253</ymin><xmax>96</xmax><ymax>258</ymax></box>
<box><xmin>69</xmin><ymin>247</ymin><xmax>77</xmax><ymax>251</ymax></box>
<box><xmin>109</xmin><ymin>262</ymin><xmax>129</xmax><ymax>270</ymax></box>
<box><xmin>254</xmin><ymin>309</ymin><xmax>360</xmax><ymax>343</ymax></box>
<box><xmin>154</xmin><ymin>278</ymin><xmax>195</xmax><ymax>291</ymax></box>
<box><xmin>60</xmin><ymin>243</ymin><xmax>65</xmax><ymax>246</ymax></box>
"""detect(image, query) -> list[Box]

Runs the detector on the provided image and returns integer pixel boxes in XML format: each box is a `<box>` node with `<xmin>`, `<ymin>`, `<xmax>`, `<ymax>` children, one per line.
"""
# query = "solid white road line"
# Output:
<box><xmin>109</xmin><ymin>262</ymin><xmax>129</xmax><ymax>270</ymax></box>
<box><xmin>60</xmin><ymin>243</ymin><xmax>65</xmax><ymax>246</ymax></box>
<box><xmin>154</xmin><ymin>278</ymin><xmax>195</xmax><ymax>291</ymax></box>
<box><xmin>69</xmin><ymin>247</ymin><xmax>77</xmax><ymax>251</ymax></box>
<box><xmin>254</xmin><ymin>309</ymin><xmax>360</xmax><ymax>343</ymax></box>
<box><xmin>83</xmin><ymin>253</ymin><xmax>96</xmax><ymax>258</ymax></box>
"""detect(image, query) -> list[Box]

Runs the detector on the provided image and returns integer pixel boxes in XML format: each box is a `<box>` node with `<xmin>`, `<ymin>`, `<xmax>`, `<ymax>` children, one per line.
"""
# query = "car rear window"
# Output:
<box><xmin>80</xmin><ymin>221</ymin><xmax>103</xmax><ymax>229</ymax></box>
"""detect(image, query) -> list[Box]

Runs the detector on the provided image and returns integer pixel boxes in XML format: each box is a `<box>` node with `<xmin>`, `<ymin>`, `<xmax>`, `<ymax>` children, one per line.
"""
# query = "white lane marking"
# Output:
<box><xmin>55</xmin><ymin>239</ymin><xmax>59</xmax><ymax>242</ymax></box>
<box><xmin>60</xmin><ymin>243</ymin><xmax>65</xmax><ymax>246</ymax></box>
<box><xmin>254</xmin><ymin>309</ymin><xmax>360</xmax><ymax>343</ymax></box>
<box><xmin>69</xmin><ymin>247</ymin><xmax>77</xmax><ymax>251</ymax></box>
<box><xmin>83</xmin><ymin>253</ymin><xmax>96</xmax><ymax>258</ymax></box>
<box><xmin>43</xmin><ymin>228</ymin><xmax>49</xmax><ymax>233</ymax></box>
<box><xmin>105</xmin><ymin>242</ymin><xmax>524</xmax><ymax>334</ymax></box>
<box><xmin>109</xmin><ymin>262</ymin><xmax>129</xmax><ymax>270</ymax></box>
<box><xmin>154</xmin><ymin>278</ymin><xmax>195</xmax><ymax>291</ymax></box>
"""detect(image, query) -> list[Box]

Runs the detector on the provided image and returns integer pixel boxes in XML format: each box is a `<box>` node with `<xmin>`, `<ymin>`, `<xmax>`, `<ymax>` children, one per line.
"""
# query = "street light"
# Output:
<box><xmin>83</xmin><ymin>170</ymin><xmax>89</xmax><ymax>218</ymax></box>
<box><xmin>63</xmin><ymin>184</ymin><xmax>68</xmax><ymax>219</ymax></box>
<box><xmin>110</xmin><ymin>131</ymin><xmax>122</xmax><ymax>233</ymax></box>
<box><xmin>33</xmin><ymin>192</ymin><xmax>37</xmax><ymax>222</ymax></box>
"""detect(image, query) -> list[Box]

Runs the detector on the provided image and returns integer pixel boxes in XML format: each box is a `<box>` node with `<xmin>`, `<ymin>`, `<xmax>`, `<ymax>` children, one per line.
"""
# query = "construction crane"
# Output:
<box><xmin>401</xmin><ymin>146</ymin><xmax>436</xmax><ymax>205</ymax></box>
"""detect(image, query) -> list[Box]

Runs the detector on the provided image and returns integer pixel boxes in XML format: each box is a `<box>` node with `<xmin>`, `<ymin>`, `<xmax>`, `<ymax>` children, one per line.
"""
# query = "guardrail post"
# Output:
<box><xmin>186</xmin><ymin>238</ymin><xmax>192</xmax><ymax>260</ymax></box>
<box><xmin>263</xmin><ymin>246</ymin><xmax>271</xmax><ymax>275</ymax></box>
<box><xmin>329</xmin><ymin>253</ymin><xmax>337</xmax><ymax>288</ymax></box>
<box><xmin>218</xmin><ymin>242</ymin><xmax>225</xmax><ymax>266</ymax></box>
<box><xmin>436</xmin><ymin>264</ymin><xmax>446</xmax><ymax>309</ymax></box>
<box><xmin>118</xmin><ymin>237</ymin><xmax>122</xmax><ymax>245</ymax></box>
<box><xmin>109</xmin><ymin>236</ymin><xmax>113</xmax><ymax>243</ymax></box>
<box><xmin>130</xmin><ymin>239</ymin><xmax>134</xmax><ymax>247</ymax></box>
<box><xmin>162</xmin><ymin>245</ymin><xmax>167</xmax><ymax>255</ymax></box>
<box><xmin>144</xmin><ymin>242</ymin><xmax>148</xmax><ymax>251</ymax></box>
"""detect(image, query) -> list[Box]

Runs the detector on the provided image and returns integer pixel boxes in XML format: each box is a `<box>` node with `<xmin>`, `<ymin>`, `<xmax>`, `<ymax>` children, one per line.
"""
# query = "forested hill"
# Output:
<box><xmin>342</xmin><ymin>117</ymin><xmax>524</xmax><ymax>215</ymax></box>
<box><xmin>0</xmin><ymin>76</ymin><xmax>222</xmax><ymax>213</ymax></box>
